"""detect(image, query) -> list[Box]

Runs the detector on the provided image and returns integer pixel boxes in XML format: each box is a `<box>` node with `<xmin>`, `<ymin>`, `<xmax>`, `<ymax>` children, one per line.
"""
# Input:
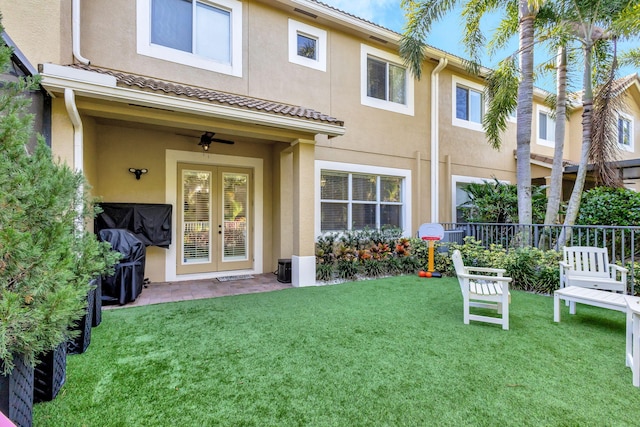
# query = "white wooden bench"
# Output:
<box><xmin>559</xmin><ymin>246</ymin><xmax>628</xmax><ymax>293</ymax></box>
<box><xmin>554</xmin><ymin>286</ymin><xmax>640</xmax><ymax>388</ymax></box>
<box><xmin>553</xmin><ymin>286</ymin><xmax>632</xmax><ymax>322</ymax></box>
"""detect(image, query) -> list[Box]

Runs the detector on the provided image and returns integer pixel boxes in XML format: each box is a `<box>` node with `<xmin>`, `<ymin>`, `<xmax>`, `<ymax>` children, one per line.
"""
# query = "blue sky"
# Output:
<box><xmin>320</xmin><ymin>0</ymin><xmax>638</xmax><ymax>93</ymax></box>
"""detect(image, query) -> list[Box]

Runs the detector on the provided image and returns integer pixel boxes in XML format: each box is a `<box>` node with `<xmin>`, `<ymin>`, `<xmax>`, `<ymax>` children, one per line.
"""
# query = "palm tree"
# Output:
<box><xmin>400</xmin><ymin>0</ymin><xmax>546</xmax><ymax>229</ymax></box>
<box><xmin>555</xmin><ymin>0</ymin><xmax>640</xmax><ymax>247</ymax></box>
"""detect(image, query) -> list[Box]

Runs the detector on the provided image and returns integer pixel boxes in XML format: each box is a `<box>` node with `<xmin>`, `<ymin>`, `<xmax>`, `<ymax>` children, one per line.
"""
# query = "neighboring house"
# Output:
<box><xmin>0</xmin><ymin>0</ymin><xmax>637</xmax><ymax>286</ymax></box>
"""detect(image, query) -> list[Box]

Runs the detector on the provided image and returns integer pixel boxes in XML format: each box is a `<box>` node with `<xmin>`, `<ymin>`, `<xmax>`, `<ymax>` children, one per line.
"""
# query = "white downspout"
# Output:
<box><xmin>72</xmin><ymin>0</ymin><xmax>90</xmax><ymax>65</ymax></box>
<box><xmin>64</xmin><ymin>89</ymin><xmax>83</xmax><ymax>173</ymax></box>
<box><xmin>430</xmin><ymin>57</ymin><xmax>448</xmax><ymax>223</ymax></box>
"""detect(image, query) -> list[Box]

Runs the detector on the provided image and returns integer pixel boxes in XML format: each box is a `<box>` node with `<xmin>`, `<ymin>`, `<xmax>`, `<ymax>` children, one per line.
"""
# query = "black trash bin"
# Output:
<box><xmin>98</xmin><ymin>229</ymin><xmax>146</xmax><ymax>305</ymax></box>
<box><xmin>277</xmin><ymin>259</ymin><xmax>291</xmax><ymax>283</ymax></box>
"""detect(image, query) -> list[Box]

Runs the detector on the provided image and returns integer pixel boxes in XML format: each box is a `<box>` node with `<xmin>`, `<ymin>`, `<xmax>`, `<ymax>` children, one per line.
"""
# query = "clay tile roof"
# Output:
<box><xmin>68</xmin><ymin>64</ymin><xmax>344</xmax><ymax>127</ymax></box>
<box><xmin>514</xmin><ymin>150</ymin><xmax>577</xmax><ymax>168</ymax></box>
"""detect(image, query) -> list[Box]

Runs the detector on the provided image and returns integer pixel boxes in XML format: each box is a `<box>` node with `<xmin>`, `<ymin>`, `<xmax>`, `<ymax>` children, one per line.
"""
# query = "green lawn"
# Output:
<box><xmin>34</xmin><ymin>276</ymin><xmax>640</xmax><ymax>426</ymax></box>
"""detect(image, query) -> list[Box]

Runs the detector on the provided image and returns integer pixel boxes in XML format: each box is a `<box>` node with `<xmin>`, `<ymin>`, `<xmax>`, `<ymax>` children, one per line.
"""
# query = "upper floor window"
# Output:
<box><xmin>537</xmin><ymin>106</ymin><xmax>555</xmax><ymax>147</ymax></box>
<box><xmin>360</xmin><ymin>45</ymin><xmax>414</xmax><ymax>116</ymax></box>
<box><xmin>137</xmin><ymin>0</ymin><xmax>242</xmax><ymax>77</ymax></box>
<box><xmin>618</xmin><ymin>113</ymin><xmax>634</xmax><ymax>151</ymax></box>
<box><xmin>452</xmin><ymin>76</ymin><xmax>484</xmax><ymax>131</ymax></box>
<box><xmin>288</xmin><ymin>20</ymin><xmax>327</xmax><ymax>72</ymax></box>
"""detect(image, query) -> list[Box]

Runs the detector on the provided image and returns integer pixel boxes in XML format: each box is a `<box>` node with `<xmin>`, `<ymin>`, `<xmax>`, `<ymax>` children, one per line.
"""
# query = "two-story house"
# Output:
<box><xmin>0</xmin><ymin>0</ymin><xmax>638</xmax><ymax>287</ymax></box>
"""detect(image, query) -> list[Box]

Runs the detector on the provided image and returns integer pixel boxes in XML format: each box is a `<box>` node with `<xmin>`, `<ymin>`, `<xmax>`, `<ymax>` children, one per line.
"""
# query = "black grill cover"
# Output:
<box><xmin>99</xmin><ymin>229</ymin><xmax>146</xmax><ymax>304</ymax></box>
<box><xmin>96</xmin><ymin>203</ymin><xmax>172</xmax><ymax>248</ymax></box>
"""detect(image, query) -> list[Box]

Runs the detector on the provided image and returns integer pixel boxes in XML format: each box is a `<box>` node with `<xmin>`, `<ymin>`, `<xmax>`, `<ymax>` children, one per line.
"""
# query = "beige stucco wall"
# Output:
<box><xmin>438</xmin><ymin>70</ymin><xmax>517</xmax><ymax>180</ymax></box>
<box><xmin>0</xmin><ymin>0</ymin><xmax>71</xmax><ymax>66</ymax></box>
<box><xmin>50</xmin><ymin>98</ymin><xmax>75</xmax><ymax>168</ymax></box>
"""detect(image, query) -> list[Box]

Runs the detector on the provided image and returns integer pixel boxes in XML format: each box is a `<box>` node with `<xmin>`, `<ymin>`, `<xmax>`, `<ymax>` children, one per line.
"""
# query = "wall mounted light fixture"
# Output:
<box><xmin>128</xmin><ymin>168</ymin><xmax>148</xmax><ymax>180</ymax></box>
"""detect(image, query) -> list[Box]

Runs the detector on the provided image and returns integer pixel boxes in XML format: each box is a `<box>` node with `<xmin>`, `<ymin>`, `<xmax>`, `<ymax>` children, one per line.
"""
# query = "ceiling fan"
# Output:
<box><xmin>198</xmin><ymin>131</ymin><xmax>234</xmax><ymax>151</ymax></box>
<box><xmin>176</xmin><ymin>131</ymin><xmax>235</xmax><ymax>151</ymax></box>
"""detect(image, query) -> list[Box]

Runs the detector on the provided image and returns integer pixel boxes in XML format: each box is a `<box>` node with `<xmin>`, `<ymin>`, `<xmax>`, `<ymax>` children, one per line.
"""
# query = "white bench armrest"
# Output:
<box><xmin>465</xmin><ymin>266</ymin><xmax>507</xmax><ymax>275</ymax></box>
<box><xmin>457</xmin><ymin>272</ymin><xmax>512</xmax><ymax>283</ymax></box>
<box><xmin>610</xmin><ymin>264</ymin><xmax>629</xmax><ymax>274</ymax></box>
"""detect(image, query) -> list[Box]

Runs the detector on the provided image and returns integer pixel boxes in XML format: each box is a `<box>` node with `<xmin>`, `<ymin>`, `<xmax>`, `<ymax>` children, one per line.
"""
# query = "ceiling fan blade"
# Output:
<box><xmin>211</xmin><ymin>138</ymin><xmax>235</xmax><ymax>145</ymax></box>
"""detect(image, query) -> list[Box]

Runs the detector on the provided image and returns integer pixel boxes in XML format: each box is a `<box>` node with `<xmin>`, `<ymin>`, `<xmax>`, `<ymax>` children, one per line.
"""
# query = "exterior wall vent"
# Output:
<box><xmin>369</xmin><ymin>35</ymin><xmax>388</xmax><ymax>44</ymax></box>
<box><xmin>293</xmin><ymin>8</ymin><xmax>317</xmax><ymax>19</ymax></box>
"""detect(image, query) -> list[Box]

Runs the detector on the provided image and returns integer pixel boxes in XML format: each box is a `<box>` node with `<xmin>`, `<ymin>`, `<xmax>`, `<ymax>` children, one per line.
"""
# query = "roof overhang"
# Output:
<box><xmin>564</xmin><ymin>158</ymin><xmax>640</xmax><ymax>180</ymax></box>
<box><xmin>39</xmin><ymin>63</ymin><xmax>345</xmax><ymax>138</ymax></box>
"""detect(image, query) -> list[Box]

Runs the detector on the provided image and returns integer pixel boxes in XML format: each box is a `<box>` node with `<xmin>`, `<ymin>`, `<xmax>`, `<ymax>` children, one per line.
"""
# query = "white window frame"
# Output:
<box><xmin>451</xmin><ymin>175</ymin><xmax>510</xmax><ymax>223</ymax></box>
<box><xmin>136</xmin><ymin>0</ymin><xmax>243</xmax><ymax>77</ymax></box>
<box><xmin>617</xmin><ymin>112</ymin><xmax>634</xmax><ymax>152</ymax></box>
<box><xmin>536</xmin><ymin>105</ymin><xmax>556</xmax><ymax>147</ymax></box>
<box><xmin>315</xmin><ymin>160</ymin><xmax>412</xmax><ymax>237</ymax></box>
<box><xmin>360</xmin><ymin>44</ymin><xmax>414</xmax><ymax>116</ymax></box>
<box><xmin>288</xmin><ymin>19</ymin><xmax>327</xmax><ymax>72</ymax></box>
<box><xmin>452</xmin><ymin>75</ymin><xmax>485</xmax><ymax>132</ymax></box>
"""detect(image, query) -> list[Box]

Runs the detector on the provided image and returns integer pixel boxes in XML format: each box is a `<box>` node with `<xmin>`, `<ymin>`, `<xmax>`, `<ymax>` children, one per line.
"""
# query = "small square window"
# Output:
<box><xmin>297</xmin><ymin>34</ymin><xmax>317</xmax><ymax>60</ymax></box>
<box><xmin>288</xmin><ymin>20</ymin><xmax>326</xmax><ymax>71</ymax></box>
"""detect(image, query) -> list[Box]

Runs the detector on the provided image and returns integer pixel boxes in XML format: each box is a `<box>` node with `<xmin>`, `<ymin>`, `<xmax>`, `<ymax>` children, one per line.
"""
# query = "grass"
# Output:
<box><xmin>34</xmin><ymin>276</ymin><xmax>640</xmax><ymax>426</ymax></box>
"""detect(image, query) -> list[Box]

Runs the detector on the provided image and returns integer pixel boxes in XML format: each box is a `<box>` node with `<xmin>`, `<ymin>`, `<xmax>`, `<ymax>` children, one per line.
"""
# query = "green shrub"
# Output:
<box><xmin>448</xmin><ymin>237</ymin><xmax>508</xmax><ymax>270</ymax></box>
<box><xmin>336</xmin><ymin>260</ymin><xmax>359</xmax><ymax>280</ymax></box>
<box><xmin>0</xmin><ymin>43</ymin><xmax>118</xmax><ymax>374</ymax></box>
<box><xmin>577</xmin><ymin>186</ymin><xmax>640</xmax><ymax>226</ymax></box>
<box><xmin>503</xmin><ymin>247</ymin><xmax>561</xmax><ymax>294</ymax></box>
<box><xmin>316</xmin><ymin>263</ymin><xmax>334</xmax><ymax>281</ymax></box>
<box><xmin>362</xmin><ymin>259</ymin><xmax>385</xmax><ymax>278</ymax></box>
<box><xmin>458</xmin><ymin>178</ymin><xmax>547</xmax><ymax>224</ymax></box>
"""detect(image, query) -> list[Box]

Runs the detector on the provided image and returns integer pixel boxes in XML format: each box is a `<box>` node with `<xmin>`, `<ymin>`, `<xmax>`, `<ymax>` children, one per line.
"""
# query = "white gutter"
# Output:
<box><xmin>40</xmin><ymin>64</ymin><xmax>345</xmax><ymax>137</ymax></box>
<box><xmin>64</xmin><ymin>89</ymin><xmax>84</xmax><ymax>173</ymax></box>
<box><xmin>72</xmin><ymin>0</ymin><xmax>90</xmax><ymax>65</ymax></box>
<box><xmin>430</xmin><ymin>58</ymin><xmax>448</xmax><ymax>223</ymax></box>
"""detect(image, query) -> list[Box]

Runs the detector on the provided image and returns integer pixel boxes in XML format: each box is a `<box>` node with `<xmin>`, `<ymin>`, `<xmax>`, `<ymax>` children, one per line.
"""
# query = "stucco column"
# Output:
<box><xmin>291</xmin><ymin>139</ymin><xmax>316</xmax><ymax>287</ymax></box>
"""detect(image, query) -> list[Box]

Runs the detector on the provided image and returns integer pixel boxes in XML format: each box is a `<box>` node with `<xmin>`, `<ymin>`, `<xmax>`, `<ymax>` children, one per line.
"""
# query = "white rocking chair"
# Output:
<box><xmin>451</xmin><ymin>249</ymin><xmax>512</xmax><ymax>330</ymax></box>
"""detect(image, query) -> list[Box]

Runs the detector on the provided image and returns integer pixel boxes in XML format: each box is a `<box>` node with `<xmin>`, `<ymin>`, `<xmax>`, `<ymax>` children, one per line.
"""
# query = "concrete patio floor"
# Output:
<box><xmin>103</xmin><ymin>273</ymin><xmax>292</xmax><ymax>310</ymax></box>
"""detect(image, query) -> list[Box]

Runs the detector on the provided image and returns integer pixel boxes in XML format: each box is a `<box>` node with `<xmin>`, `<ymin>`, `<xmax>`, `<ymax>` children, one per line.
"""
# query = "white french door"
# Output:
<box><xmin>177</xmin><ymin>163</ymin><xmax>252</xmax><ymax>274</ymax></box>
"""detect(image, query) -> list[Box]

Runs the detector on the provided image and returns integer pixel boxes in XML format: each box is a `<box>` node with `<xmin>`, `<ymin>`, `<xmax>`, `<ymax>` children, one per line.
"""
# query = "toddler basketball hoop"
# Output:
<box><xmin>417</xmin><ymin>223</ymin><xmax>444</xmax><ymax>278</ymax></box>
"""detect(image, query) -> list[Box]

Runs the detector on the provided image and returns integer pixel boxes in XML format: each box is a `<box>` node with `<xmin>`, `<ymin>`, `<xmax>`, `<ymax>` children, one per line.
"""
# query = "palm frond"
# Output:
<box><xmin>487</xmin><ymin>2</ymin><xmax>519</xmax><ymax>57</ymax></box>
<box><xmin>461</xmin><ymin>0</ymin><xmax>504</xmax><ymax>74</ymax></box>
<box><xmin>589</xmin><ymin>50</ymin><xmax>625</xmax><ymax>187</ymax></box>
<box><xmin>620</xmin><ymin>48</ymin><xmax>640</xmax><ymax>67</ymax></box>
<box><xmin>483</xmin><ymin>56</ymin><xmax>519</xmax><ymax>150</ymax></box>
<box><xmin>400</xmin><ymin>0</ymin><xmax>460</xmax><ymax>79</ymax></box>
<box><xmin>610</xmin><ymin>1</ymin><xmax>640</xmax><ymax>37</ymax></box>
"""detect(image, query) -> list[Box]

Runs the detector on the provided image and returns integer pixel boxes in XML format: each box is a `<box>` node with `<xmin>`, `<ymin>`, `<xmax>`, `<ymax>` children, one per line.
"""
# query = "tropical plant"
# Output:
<box><xmin>555</xmin><ymin>0</ymin><xmax>640</xmax><ymax>247</ymax></box>
<box><xmin>502</xmin><ymin>246</ymin><xmax>561</xmax><ymax>294</ymax></box>
<box><xmin>577</xmin><ymin>186</ymin><xmax>640</xmax><ymax>226</ymax></box>
<box><xmin>400</xmin><ymin>0</ymin><xmax>548</xmax><ymax>230</ymax></box>
<box><xmin>458</xmin><ymin>178</ymin><xmax>548</xmax><ymax>223</ymax></box>
<box><xmin>0</xmin><ymin>36</ymin><xmax>118</xmax><ymax>374</ymax></box>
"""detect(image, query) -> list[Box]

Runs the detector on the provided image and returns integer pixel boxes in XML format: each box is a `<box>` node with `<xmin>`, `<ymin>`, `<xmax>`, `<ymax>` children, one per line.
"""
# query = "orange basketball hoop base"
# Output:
<box><xmin>420</xmin><ymin>237</ymin><xmax>442</xmax><ymax>277</ymax></box>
